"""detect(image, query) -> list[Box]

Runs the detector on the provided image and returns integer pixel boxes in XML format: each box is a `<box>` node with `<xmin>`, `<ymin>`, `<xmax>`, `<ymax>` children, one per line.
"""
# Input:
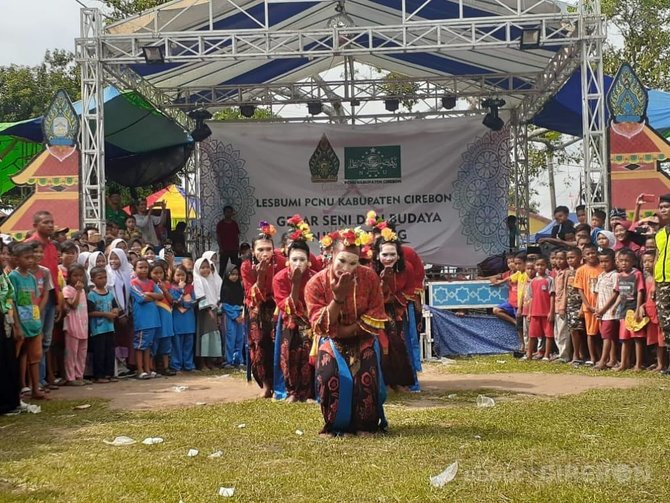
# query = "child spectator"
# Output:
<box><xmin>574</xmin><ymin>244</ymin><xmax>603</xmax><ymax>365</ymax></box>
<box><xmin>141</xmin><ymin>245</ymin><xmax>157</xmax><ymax>262</ymax></box>
<box><xmin>0</xmin><ymin>241</ymin><xmax>18</xmax><ymax>413</ymax></box>
<box><xmin>130</xmin><ymin>258</ymin><xmax>164</xmax><ymax>379</ymax></box>
<box><xmin>193</xmin><ymin>256</ymin><xmax>223</xmax><ymax>370</ymax></box>
<box><xmin>87</xmin><ymin>251</ymin><xmax>107</xmax><ymax>285</ymax></box>
<box><xmin>124</xmin><ymin>216</ymin><xmax>143</xmax><ymax>242</ymax></box>
<box><xmin>593</xmin><ymin>248</ymin><xmax>619</xmax><ymax>370</ymax></box>
<box><xmin>221</xmin><ymin>264</ymin><xmax>246</xmax><ymax>368</ymax></box>
<box><xmin>9</xmin><ymin>243</ymin><xmax>45</xmax><ymax>399</ymax></box>
<box><xmin>150</xmin><ymin>261</ymin><xmax>175</xmax><ymax>376</ymax></box>
<box><xmin>596</xmin><ymin>230</ymin><xmax>615</xmax><ymax>251</ymax></box>
<box><xmin>565</xmin><ymin>247</ymin><xmax>586</xmax><ymax>364</ymax></box>
<box><xmin>107</xmin><ymin>248</ymin><xmax>133</xmax><ymax>372</ymax></box>
<box><xmin>575</xmin><ymin>204</ymin><xmax>587</xmax><ymax>225</ymax></box>
<box><xmin>553</xmin><ymin>250</ymin><xmax>571</xmax><ymax>362</ymax></box>
<box><xmin>59</xmin><ymin>240</ymin><xmax>79</xmax><ymax>281</ymax></box>
<box><xmin>520</xmin><ymin>259</ymin><xmax>536</xmax><ymax>357</ymax></box>
<box><xmin>491</xmin><ymin>255</ymin><xmax>518</xmax><ymax>326</ymax></box>
<box><xmin>510</xmin><ymin>253</ymin><xmax>528</xmax><ymax>352</ymax></box>
<box><xmin>641</xmin><ymin>250</ymin><xmax>665</xmax><ymax>372</ymax></box>
<box><xmin>170</xmin><ymin>265</ymin><xmax>196</xmax><ymax>372</ymax></box>
<box><xmin>87</xmin><ymin>267</ymin><xmax>119</xmax><ymax>383</ymax></box>
<box><xmin>130</xmin><ymin>238</ymin><xmax>143</xmax><ymax>256</ymax></box>
<box><xmin>62</xmin><ymin>264</ymin><xmax>89</xmax><ymax>386</ymax></box>
<box><xmin>548</xmin><ymin>250</ymin><xmax>558</xmax><ymax>277</ymax></box>
<box><xmin>29</xmin><ymin>242</ymin><xmax>55</xmax><ymax>390</ymax></box>
<box><xmin>526</xmin><ymin>257</ymin><xmax>555</xmax><ymax>361</ymax></box>
<box><xmin>590</xmin><ymin>209</ymin><xmax>607</xmax><ymax>243</ymax></box>
<box><xmin>614</xmin><ymin>248</ymin><xmax>646</xmax><ymax>371</ymax></box>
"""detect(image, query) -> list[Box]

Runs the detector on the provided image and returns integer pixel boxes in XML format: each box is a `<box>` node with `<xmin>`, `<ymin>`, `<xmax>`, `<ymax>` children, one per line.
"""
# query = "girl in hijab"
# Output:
<box><xmin>107</xmin><ymin>248</ymin><xmax>134</xmax><ymax>371</ymax></box>
<box><xmin>108</xmin><ymin>238</ymin><xmax>128</xmax><ymax>253</ymax></box>
<box><xmin>596</xmin><ymin>230</ymin><xmax>616</xmax><ymax>251</ymax></box>
<box><xmin>77</xmin><ymin>251</ymin><xmax>91</xmax><ymax>269</ymax></box>
<box><xmin>221</xmin><ymin>264</ymin><xmax>245</xmax><ymax>369</ymax></box>
<box><xmin>193</xmin><ymin>254</ymin><xmax>223</xmax><ymax>369</ymax></box>
<box><xmin>87</xmin><ymin>251</ymin><xmax>108</xmax><ymax>286</ymax></box>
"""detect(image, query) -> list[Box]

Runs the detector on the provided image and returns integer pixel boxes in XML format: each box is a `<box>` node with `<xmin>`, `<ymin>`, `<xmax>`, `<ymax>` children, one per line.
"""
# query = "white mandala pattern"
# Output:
<box><xmin>199</xmin><ymin>139</ymin><xmax>256</xmax><ymax>236</ymax></box>
<box><xmin>452</xmin><ymin>127</ymin><xmax>510</xmax><ymax>255</ymax></box>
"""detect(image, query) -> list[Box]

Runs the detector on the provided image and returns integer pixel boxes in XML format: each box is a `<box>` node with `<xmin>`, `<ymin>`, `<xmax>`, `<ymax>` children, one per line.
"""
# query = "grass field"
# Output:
<box><xmin>1</xmin><ymin>358</ymin><xmax>669</xmax><ymax>502</ymax></box>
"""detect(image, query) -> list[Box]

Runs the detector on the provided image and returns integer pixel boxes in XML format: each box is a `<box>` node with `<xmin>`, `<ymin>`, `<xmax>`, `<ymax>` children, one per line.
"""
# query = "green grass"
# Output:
<box><xmin>429</xmin><ymin>354</ymin><xmax>668</xmax><ymax>379</ymax></box>
<box><xmin>2</xmin><ymin>370</ymin><xmax>670</xmax><ymax>502</ymax></box>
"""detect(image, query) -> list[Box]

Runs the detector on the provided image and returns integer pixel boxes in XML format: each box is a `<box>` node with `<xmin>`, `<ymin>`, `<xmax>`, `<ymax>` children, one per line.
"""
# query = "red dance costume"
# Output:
<box><xmin>305</xmin><ymin>266</ymin><xmax>388</xmax><ymax>434</ymax></box>
<box><xmin>241</xmin><ymin>258</ymin><xmax>280</xmax><ymax>389</ymax></box>
<box><xmin>273</xmin><ymin>267</ymin><xmax>315</xmax><ymax>401</ymax></box>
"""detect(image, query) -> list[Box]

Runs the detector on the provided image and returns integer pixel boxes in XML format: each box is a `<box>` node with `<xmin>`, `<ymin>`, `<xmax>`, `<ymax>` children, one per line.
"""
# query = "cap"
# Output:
<box><xmin>54</xmin><ymin>226</ymin><xmax>70</xmax><ymax>234</ymax></box>
<box><xmin>609</xmin><ymin>208</ymin><xmax>627</xmax><ymax>219</ymax></box>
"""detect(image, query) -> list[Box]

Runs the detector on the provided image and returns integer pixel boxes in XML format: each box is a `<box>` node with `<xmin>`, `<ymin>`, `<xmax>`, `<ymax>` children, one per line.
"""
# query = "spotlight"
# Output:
<box><xmin>384</xmin><ymin>98</ymin><xmax>399</xmax><ymax>112</ymax></box>
<box><xmin>482</xmin><ymin>98</ymin><xmax>506</xmax><ymax>131</ymax></box>
<box><xmin>188</xmin><ymin>109</ymin><xmax>213</xmax><ymax>142</ymax></box>
<box><xmin>441</xmin><ymin>95</ymin><xmax>457</xmax><ymax>109</ymax></box>
<box><xmin>239</xmin><ymin>104</ymin><xmax>256</xmax><ymax>118</ymax></box>
<box><xmin>307</xmin><ymin>101</ymin><xmax>323</xmax><ymax>115</ymax></box>
<box><xmin>326</xmin><ymin>1</ymin><xmax>355</xmax><ymax>28</ymax></box>
<box><xmin>142</xmin><ymin>46</ymin><xmax>165</xmax><ymax>64</ymax></box>
<box><xmin>520</xmin><ymin>28</ymin><xmax>541</xmax><ymax>50</ymax></box>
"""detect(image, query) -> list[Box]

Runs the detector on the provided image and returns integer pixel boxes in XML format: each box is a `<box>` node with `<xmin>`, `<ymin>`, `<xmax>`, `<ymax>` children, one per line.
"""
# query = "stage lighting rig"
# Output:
<box><xmin>384</xmin><ymin>98</ymin><xmax>399</xmax><ymax>112</ymax></box>
<box><xmin>441</xmin><ymin>95</ymin><xmax>457</xmax><ymax>109</ymax></box>
<box><xmin>188</xmin><ymin>109</ymin><xmax>213</xmax><ymax>142</ymax></box>
<box><xmin>520</xmin><ymin>28</ymin><xmax>541</xmax><ymax>50</ymax></box>
<box><xmin>239</xmin><ymin>104</ymin><xmax>256</xmax><ymax>118</ymax></box>
<box><xmin>142</xmin><ymin>46</ymin><xmax>165</xmax><ymax>64</ymax></box>
<box><xmin>482</xmin><ymin>98</ymin><xmax>505</xmax><ymax>131</ymax></box>
<box><xmin>307</xmin><ymin>101</ymin><xmax>323</xmax><ymax>115</ymax></box>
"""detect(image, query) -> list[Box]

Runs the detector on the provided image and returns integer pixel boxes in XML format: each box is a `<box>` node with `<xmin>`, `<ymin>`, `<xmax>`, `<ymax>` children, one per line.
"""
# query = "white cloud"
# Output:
<box><xmin>0</xmin><ymin>0</ymin><xmax>81</xmax><ymax>66</ymax></box>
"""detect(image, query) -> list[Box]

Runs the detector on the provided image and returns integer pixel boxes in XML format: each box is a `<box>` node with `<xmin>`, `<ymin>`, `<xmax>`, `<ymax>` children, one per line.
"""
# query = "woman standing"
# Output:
<box><xmin>372</xmin><ymin>232</ymin><xmax>417</xmax><ymax>389</ymax></box>
<box><xmin>241</xmin><ymin>222</ymin><xmax>279</xmax><ymax>398</ymax></box>
<box><xmin>305</xmin><ymin>228</ymin><xmax>389</xmax><ymax>436</ymax></box>
<box><xmin>272</xmin><ymin>216</ymin><xmax>315</xmax><ymax>402</ymax></box>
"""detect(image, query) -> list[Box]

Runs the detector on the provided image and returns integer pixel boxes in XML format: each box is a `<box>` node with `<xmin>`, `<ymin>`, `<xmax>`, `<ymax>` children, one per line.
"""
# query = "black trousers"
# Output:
<box><xmin>219</xmin><ymin>252</ymin><xmax>240</xmax><ymax>277</ymax></box>
<box><xmin>91</xmin><ymin>332</ymin><xmax>115</xmax><ymax>378</ymax></box>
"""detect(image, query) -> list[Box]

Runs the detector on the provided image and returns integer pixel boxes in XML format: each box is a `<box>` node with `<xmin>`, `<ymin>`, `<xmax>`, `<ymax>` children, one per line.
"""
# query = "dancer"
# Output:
<box><xmin>305</xmin><ymin>228</ymin><xmax>389</xmax><ymax>436</ymax></box>
<box><xmin>272</xmin><ymin>216</ymin><xmax>315</xmax><ymax>402</ymax></box>
<box><xmin>241</xmin><ymin>222</ymin><xmax>280</xmax><ymax>397</ymax></box>
<box><xmin>372</xmin><ymin>228</ymin><xmax>417</xmax><ymax>389</ymax></box>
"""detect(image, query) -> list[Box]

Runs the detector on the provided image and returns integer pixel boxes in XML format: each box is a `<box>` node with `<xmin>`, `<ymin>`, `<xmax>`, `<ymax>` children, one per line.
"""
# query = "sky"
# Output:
<box><xmin>0</xmin><ymin>0</ymin><xmax>593</xmax><ymax>217</ymax></box>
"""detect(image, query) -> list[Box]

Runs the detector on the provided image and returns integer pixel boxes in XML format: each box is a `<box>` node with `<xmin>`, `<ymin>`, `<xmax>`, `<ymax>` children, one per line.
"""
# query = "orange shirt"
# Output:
<box><xmin>574</xmin><ymin>263</ymin><xmax>603</xmax><ymax>311</ymax></box>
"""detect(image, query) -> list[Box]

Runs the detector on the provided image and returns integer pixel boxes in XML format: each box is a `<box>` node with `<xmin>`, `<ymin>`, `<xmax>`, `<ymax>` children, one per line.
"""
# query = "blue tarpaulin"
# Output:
<box><xmin>427</xmin><ymin>306</ymin><xmax>519</xmax><ymax>356</ymax></box>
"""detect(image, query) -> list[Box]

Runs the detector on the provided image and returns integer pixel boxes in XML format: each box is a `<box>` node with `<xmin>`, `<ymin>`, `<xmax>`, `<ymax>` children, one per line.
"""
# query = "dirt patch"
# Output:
<box><xmin>419</xmin><ymin>367</ymin><xmax>642</xmax><ymax>396</ymax></box>
<box><xmin>51</xmin><ymin>372</ymin><xmax>260</xmax><ymax>411</ymax></box>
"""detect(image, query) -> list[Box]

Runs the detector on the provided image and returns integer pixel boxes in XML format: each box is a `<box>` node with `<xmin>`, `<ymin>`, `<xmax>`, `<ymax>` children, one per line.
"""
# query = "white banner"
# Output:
<box><xmin>199</xmin><ymin>117</ymin><xmax>509</xmax><ymax>266</ymax></box>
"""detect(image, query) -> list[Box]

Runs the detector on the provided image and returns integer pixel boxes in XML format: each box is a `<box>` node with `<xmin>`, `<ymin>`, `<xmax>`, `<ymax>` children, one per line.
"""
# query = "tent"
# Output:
<box><xmin>0</xmin><ymin>87</ymin><xmax>193</xmax><ymax>195</ymax></box>
<box><xmin>124</xmin><ymin>184</ymin><xmax>197</xmax><ymax>227</ymax></box>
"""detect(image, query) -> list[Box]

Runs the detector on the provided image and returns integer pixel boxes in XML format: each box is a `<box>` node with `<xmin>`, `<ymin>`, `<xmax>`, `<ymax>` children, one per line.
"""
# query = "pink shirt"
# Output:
<box><xmin>63</xmin><ymin>285</ymin><xmax>89</xmax><ymax>339</ymax></box>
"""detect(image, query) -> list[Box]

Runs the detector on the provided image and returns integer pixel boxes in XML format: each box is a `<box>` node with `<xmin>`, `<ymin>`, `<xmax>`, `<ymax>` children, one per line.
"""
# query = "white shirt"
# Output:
<box><xmin>133</xmin><ymin>213</ymin><xmax>161</xmax><ymax>245</ymax></box>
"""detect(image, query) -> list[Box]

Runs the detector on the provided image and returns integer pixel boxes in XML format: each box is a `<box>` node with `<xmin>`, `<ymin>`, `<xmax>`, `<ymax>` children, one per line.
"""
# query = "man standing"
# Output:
<box><xmin>134</xmin><ymin>199</ymin><xmax>166</xmax><ymax>247</ymax></box>
<box><xmin>655</xmin><ymin>194</ymin><xmax>670</xmax><ymax>372</ymax></box>
<box><xmin>106</xmin><ymin>191</ymin><xmax>130</xmax><ymax>230</ymax></box>
<box><xmin>28</xmin><ymin>211</ymin><xmax>61</xmax><ymax>388</ymax></box>
<box><xmin>216</xmin><ymin>205</ymin><xmax>240</xmax><ymax>276</ymax></box>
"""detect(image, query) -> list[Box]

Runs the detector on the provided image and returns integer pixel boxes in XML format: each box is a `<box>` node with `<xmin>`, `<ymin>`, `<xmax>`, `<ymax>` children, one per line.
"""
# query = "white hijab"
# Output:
<box><xmin>106</xmin><ymin>248</ymin><xmax>133</xmax><ymax>311</ymax></box>
<box><xmin>77</xmin><ymin>251</ymin><xmax>91</xmax><ymax>268</ymax></box>
<box><xmin>193</xmin><ymin>257</ymin><xmax>222</xmax><ymax>308</ymax></box>
<box><xmin>110</xmin><ymin>238</ymin><xmax>127</xmax><ymax>251</ymax></box>
<box><xmin>87</xmin><ymin>251</ymin><xmax>109</xmax><ymax>286</ymax></box>
<box><xmin>202</xmin><ymin>251</ymin><xmax>218</xmax><ymax>274</ymax></box>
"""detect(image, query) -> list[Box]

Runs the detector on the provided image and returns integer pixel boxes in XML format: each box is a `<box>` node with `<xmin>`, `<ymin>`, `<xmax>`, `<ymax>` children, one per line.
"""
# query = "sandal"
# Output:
<box><xmin>137</xmin><ymin>372</ymin><xmax>150</xmax><ymax>380</ymax></box>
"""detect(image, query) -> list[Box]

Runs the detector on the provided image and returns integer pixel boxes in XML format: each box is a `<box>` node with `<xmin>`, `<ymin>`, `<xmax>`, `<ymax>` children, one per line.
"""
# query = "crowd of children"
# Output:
<box><xmin>0</xmin><ymin>210</ymin><xmax>252</xmax><ymax>413</ymax></box>
<box><xmin>492</xmin><ymin>194</ymin><xmax>670</xmax><ymax>373</ymax></box>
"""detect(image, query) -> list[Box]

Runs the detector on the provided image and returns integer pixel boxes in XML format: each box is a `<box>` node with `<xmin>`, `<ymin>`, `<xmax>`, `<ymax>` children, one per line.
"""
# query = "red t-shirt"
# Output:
<box><xmin>529</xmin><ymin>275</ymin><xmax>555</xmax><ymax>317</ymax></box>
<box><xmin>216</xmin><ymin>219</ymin><xmax>240</xmax><ymax>252</ymax></box>
<box><xmin>27</xmin><ymin>233</ymin><xmax>60</xmax><ymax>296</ymax></box>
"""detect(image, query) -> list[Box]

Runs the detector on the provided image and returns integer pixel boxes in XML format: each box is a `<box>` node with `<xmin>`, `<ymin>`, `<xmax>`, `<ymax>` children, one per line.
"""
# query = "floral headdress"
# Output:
<box><xmin>286</xmin><ymin>214</ymin><xmax>314</xmax><ymax>242</ymax></box>
<box><xmin>365</xmin><ymin>210</ymin><xmax>397</xmax><ymax>242</ymax></box>
<box><xmin>319</xmin><ymin>231</ymin><xmax>339</xmax><ymax>249</ymax></box>
<box><xmin>361</xmin><ymin>245</ymin><xmax>374</xmax><ymax>261</ymax></box>
<box><xmin>337</xmin><ymin>226</ymin><xmax>374</xmax><ymax>248</ymax></box>
<box><xmin>257</xmin><ymin>220</ymin><xmax>277</xmax><ymax>239</ymax></box>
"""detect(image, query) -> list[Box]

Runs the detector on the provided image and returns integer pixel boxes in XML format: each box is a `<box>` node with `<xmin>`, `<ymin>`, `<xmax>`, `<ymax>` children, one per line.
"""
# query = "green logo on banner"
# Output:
<box><xmin>344</xmin><ymin>146</ymin><xmax>401</xmax><ymax>184</ymax></box>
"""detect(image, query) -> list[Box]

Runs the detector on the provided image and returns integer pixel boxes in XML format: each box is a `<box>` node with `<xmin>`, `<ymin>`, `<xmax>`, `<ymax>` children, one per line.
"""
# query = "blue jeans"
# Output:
<box><xmin>40</xmin><ymin>296</ymin><xmax>56</xmax><ymax>384</ymax></box>
<box><xmin>171</xmin><ymin>333</ymin><xmax>195</xmax><ymax>371</ymax></box>
<box><xmin>224</xmin><ymin>313</ymin><xmax>245</xmax><ymax>366</ymax></box>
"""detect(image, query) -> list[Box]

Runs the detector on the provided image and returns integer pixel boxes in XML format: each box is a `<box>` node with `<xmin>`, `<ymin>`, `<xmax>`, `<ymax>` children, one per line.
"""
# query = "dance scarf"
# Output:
<box><xmin>403</xmin><ymin>306</ymin><xmax>422</xmax><ymax>392</ymax></box>
<box><xmin>326</xmin><ymin>337</ymin><xmax>388</xmax><ymax>433</ymax></box>
<box><xmin>273</xmin><ymin>313</ymin><xmax>288</xmax><ymax>400</ymax></box>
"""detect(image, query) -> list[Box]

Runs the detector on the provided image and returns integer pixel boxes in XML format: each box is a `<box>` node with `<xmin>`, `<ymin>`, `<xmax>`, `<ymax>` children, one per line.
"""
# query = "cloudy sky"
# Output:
<box><xmin>0</xmin><ymin>0</ymin><xmax>579</xmax><ymax>216</ymax></box>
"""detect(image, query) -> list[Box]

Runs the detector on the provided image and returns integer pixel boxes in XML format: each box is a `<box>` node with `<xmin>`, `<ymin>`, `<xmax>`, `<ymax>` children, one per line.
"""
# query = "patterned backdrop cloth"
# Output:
<box><xmin>426</xmin><ymin>306</ymin><xmax>519</xmax><ymax>357</ymax></box>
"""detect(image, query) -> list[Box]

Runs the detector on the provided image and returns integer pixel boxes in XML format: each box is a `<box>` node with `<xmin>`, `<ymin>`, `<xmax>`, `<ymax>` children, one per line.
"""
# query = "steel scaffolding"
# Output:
<box><xmin>76</xmin><ymin>0</ymin><xmax>607</xmax><ymax>243</ymax></box>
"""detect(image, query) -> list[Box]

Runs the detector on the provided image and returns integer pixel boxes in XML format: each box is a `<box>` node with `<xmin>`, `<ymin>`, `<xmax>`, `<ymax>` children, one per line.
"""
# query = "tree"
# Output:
<box><xmin>101</xmin><ymin>0</ymin><xmax>171</xmax><ymax>21</ymax></box>
<box><xmin>602</xmin><ymin>0</ymin><xmax>670</xmax><ymax>90</ymax></box>
<box><xmin>0</xmin><ymin>50</ymin><xmax>80</xmax><ymax>122</ymax></box>
<box><xmin>212</xmin><ymin>107</ymin><xmax>277</xmax><ymax>121</ymax></box>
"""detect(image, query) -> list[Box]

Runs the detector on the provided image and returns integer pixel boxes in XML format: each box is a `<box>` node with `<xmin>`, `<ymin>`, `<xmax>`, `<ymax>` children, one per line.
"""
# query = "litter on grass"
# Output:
<box><xmin>187</xmin><ymin>449</ymin><xmax>199</xmax><ymax>457</ymax></box>
<box><xmin>429</xmin><ymin>461</ymin><xmax>458</xmax><ymax>488</ymax></box>
<box><xmin>25</xmin><ymin>403</ymin><xmax>41</xmax><ymax>414</ymax></box>
<box><xmin>218</xmin><ymin>487</ymin><xmax>235</xmax><ymax>497</ymax></box>
<box><xmin>237</xmin><ymin>423</ymin><xmax>246</xmax><ymax>429</ymax></box>
<box><xmin>195</xmin><ymin>402</ymin><xmax>207</xmax><ymax>406</ymax></box>
<box><xmin>476</xmin><ymin>395</ymin><xmax>495</xmax><ymax>408</ymax></box>
<box><xmin>440</xmin><ymin>358</ymin><xmax>457</xmax><ymax>365</ymax></box>
<box><xmin>173</xmin><ymin>385</ymin><xmax>189</xmax><ymax>393</ymax></box>
<box><xmin>73</xmin><ymin>404</ymin><xmax>91</xmax><ymax>410</ymax></box>
<box><xmin>496</xmin><ymin>360</ymin><xmax>507</xmax><ymax>364</ymax></box>
<box><xmin>447</xmin><ymin>394</ymin><xmax>458</xmax><ymax>399</ymax></box>
<box><xmin>208</xmin><ymin>451</ymin><xmax>223</xmax><ymax>458</ymax></box>
<box><xmin>142</xmin><ymin>437</ymin><xmax>164</xmax><ymax>445</ymax></box>
<box><xmin>295</xmin><ymin>430</ymin><xmax>304</xmax><ymax>436</ymax></box>
<box><xmin>103</xmin><ymin>436</ymin><xmax>136</xmax><ymax>446</ymax></box>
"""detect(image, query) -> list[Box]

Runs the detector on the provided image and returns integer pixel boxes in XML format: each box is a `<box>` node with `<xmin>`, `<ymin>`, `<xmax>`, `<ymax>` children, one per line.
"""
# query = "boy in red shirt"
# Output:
<box><xmin>526</xmin><ymin>257</ymin><xmax>555</xmax><ymax>361</ymax></box>
<box><xmin>574</xmin><ymin>244</ymin><xmax>603</xmax><ymax>365</ymax></box>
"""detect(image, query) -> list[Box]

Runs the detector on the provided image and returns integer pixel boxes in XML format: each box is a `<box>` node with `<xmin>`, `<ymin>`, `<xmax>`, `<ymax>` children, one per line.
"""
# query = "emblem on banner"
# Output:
<box><xmin>309</xmin><ymin>134</ymin><xmax>339</xmax><ymax>182</ymax></box>
<box><xmin>344</xmin><ymin>146</ymin><xmax>401</xmax><ymax>184</ymax></box>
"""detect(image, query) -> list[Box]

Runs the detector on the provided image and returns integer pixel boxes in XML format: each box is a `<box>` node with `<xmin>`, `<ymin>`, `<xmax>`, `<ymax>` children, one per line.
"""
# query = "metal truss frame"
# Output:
<box><xmin>77</xmin><ymin>0</ymin><xmax>607</xmax><ymax>236</ymax></box>
<box><xmin>511</xmin><ymin>110</ymin><xmax>530</xmax><ymax>246</ymax></box>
